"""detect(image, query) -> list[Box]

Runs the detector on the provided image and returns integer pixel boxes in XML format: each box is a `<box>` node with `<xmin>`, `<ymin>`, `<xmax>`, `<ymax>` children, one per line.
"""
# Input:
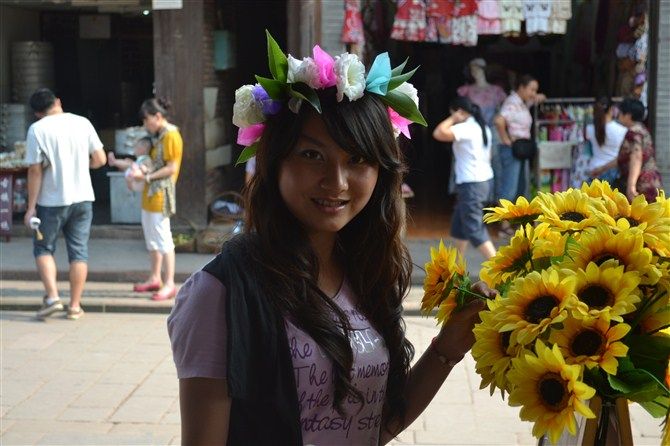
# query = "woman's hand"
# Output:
<box><xmin>434</xmin><ymin>281</ymin><xmax>497</xmax><ymax>362</ymax></box>
<box><xmin>626</xmin><ymin>186</ymin><xmax>639</xmax><ymax>201</ymax></box>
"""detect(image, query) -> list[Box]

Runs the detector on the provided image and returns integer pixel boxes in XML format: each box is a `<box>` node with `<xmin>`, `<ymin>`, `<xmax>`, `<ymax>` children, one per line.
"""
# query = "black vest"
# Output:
<box><xmin>202</xmin><ymin>234</ymin><xmax>302</xmax><ymax>445</ymax></box>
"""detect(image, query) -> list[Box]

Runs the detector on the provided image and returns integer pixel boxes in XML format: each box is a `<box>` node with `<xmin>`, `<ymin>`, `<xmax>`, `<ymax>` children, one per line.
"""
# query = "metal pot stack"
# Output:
<box><xmin>11</xmin><ymin>41</ymin><xmax>55</xmax><ymax>104</ymax></box>
<box><xmin>0</xmin><ymin>103</ymin><xmax>31</xmax><ymax>151</ymax></box>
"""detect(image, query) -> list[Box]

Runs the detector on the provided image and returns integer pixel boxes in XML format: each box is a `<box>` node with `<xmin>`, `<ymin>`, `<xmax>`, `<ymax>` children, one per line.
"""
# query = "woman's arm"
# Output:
<box><xmin>432</xmin><ymin>116</ymin><xmax>456</xmax><ymax>142</ymax></box>
<box><xmin>626</xmin><ymin>149</ymin><xmax>643</xmax><ymax>200</ymax></box>
<box><xmin>494</xmin><ymin>114</ymin><xmax>512</xmax><ymax>146</ymax></box>
<box><xmin>589</xmin><ymin>158</ymin><xmax>618</xmax><ymax>177</ymax></box>
<box><xmin>145</xmin><ymin>160</ymin><xmax>178</xmax><ymax>182</ymax></box>
<box><xmin>380</xmin><ymin>283</ymin><xmax>495</xmax><ymax>444</ymax></box>
<box><xmin>180</xmin><ymin>378</ymin><xmax>231</xmax><ymax>445</ymax></box>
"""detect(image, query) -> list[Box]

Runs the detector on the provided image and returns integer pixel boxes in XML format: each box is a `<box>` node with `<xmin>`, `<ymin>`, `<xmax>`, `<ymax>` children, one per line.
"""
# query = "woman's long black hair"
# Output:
<box><xmin>450</xmin><ymin>95</ymin><xmax>489</xmax><ymax>146</ymax></box>
<box><xmin>244</xmin><ymin>88</ymin><xmax>414</xmax><ymax>435</ymax></box>
<box><xmin>593</xmin><ymin>97</ymin><xmax>612</xmax><ymax>146</ymax></box>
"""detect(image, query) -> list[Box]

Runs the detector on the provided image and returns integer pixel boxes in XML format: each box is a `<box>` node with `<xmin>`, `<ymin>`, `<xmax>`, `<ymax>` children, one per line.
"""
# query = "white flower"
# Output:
<box><xmin>334</xmin><ymin>53</ymin><xmax>366</xmax><ymax>102</ymax></box>
<box><xmin>394</xmin><ymin>82</ymin><xmax>419</xmax><ymax>107</ymax></box>
<box><xmin>287</xmin><ymin>55</ymin><xmax>320</xmax><ymax>89</ymax></box>
<box><xmin>232</xmin><ymin>85</ymin><xmax>265</xmax><ymax>128</ymax></box>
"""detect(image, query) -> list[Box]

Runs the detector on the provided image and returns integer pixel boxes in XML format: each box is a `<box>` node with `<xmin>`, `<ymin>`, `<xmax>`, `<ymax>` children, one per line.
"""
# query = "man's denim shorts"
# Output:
<box><xmin>34</xmin><ymin>201</ymin><xmax>93</xmax><ymax>263</ymax></box>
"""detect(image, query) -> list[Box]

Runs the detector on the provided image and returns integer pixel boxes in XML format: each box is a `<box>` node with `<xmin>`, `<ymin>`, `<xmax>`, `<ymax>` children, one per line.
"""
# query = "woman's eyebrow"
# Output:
<box><xmin>298</xmin><ymin>133</ymin><xmax>326</xmax><ymax>147</ymax></box>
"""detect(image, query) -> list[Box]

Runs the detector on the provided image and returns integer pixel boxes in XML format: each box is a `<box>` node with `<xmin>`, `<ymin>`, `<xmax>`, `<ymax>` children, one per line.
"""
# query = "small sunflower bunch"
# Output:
<box><xmin>420</xmin><ymin>240</ymin><xmax>486</xmax><ymax>325</ymax></box>
<box><xmin>468</xmin><ymin>180</ymin><xmax>670</xmax><ymax>444</ymax></box>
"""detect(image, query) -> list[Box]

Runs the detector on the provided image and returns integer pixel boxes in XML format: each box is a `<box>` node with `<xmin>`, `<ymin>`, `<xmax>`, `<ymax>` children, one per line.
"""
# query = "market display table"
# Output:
<box><xmin>0</xmin><ymin>167</ymin><xmax>28</xmax><ymax>241</ymax></box>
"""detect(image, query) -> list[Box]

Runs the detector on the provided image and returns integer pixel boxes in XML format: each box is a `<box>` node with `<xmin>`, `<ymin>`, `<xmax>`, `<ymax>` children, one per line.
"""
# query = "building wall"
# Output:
<box><xmin>0</xmin><ymin>5</ymin><xmax>40</xmax><ymax>104</ymax></box>
<box><xmin>655</xmin><ymin>0</ymin><xmax>670</xmax><ymax>187</ymax></box>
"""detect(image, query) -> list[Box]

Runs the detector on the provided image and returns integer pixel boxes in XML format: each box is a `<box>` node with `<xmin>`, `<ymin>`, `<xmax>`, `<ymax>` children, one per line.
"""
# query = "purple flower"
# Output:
<box><xmin>252</xmin><ymin>85</ymin><xmax>282</xmax><ymax>115</ymax></box>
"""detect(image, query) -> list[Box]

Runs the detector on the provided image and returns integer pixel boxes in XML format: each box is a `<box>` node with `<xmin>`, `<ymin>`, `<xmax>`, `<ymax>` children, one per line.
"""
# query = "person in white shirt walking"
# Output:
<box><xmin>586</xmin><ymin>97</ymin><xmax>627</xmax><ymax>183</ymax></box>
<box><xmin>23</xmin><ymin>88</ymin><xmax>107</xmax><ymax>320</ymax></box>
<box><xmin>433</xmin><ymin>96</ymin><xmax>496</xmax><ymax>259</ymax></box>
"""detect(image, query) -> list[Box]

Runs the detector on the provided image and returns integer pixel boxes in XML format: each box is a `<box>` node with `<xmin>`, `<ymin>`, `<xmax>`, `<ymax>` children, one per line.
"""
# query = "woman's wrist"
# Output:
<box><xmin>145</xmin><ymin>173</ymin><xmax>152</xmax><ymax>183</ymax></box>
<box><xmin>430</xmin><ymin>337</ymin><xmax>463</xmax><ymax>368</ymax></box>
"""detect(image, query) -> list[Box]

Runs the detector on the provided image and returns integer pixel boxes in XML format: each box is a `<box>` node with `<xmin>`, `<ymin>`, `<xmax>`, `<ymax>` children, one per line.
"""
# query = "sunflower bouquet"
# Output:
<box><xmin>421</xmin><ymin>180</ymin><xmax>670</xmax><ymax>444</ymax></box>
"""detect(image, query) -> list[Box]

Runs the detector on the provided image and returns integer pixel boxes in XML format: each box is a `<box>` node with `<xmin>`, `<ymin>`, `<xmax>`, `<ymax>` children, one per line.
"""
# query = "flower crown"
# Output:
<box><xmin>233</xmin><ymin>31</ymin><xmax>426</xmax><ymax>164</ymax></box>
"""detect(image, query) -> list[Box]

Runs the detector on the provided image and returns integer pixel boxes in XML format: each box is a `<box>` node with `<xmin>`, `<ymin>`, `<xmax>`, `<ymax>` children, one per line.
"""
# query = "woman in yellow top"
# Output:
<box><xmin>132</xmin><ymin>98</ymin><xmax>183</xmax><ymax>301</ymax></box>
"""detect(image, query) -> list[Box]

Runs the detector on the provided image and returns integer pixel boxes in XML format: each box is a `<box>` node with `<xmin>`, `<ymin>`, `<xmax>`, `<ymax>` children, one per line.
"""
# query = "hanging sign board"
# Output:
<box><xmin>152</xmin><ymin>0</ymin><xmax>183</xmax><ymax>10</ymax></box>
<box><xmin>537</xmin><ymin>141</ymin><xmax>574</xmax><ymax>169</ymax></box>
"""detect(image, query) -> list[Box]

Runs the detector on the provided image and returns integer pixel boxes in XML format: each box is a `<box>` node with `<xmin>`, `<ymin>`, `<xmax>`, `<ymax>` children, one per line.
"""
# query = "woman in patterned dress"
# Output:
<box><xmin>616</xmin><ymin>98</ymin><xmax>663</xmax><ymax>202</ymax></box>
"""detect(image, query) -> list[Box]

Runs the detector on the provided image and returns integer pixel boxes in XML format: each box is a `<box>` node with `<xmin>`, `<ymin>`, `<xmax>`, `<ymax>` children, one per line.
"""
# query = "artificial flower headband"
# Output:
<box><xmin>234</xmin><ymin>30</ymin><xmax>427</xmax><ymax>164</ymax></box>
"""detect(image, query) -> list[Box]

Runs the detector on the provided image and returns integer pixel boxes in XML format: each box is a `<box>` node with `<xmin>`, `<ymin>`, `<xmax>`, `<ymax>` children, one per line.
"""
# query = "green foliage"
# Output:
<box><xmin>289</xmin><ymin>82</ymin><xmax>322</xmax><ymax>113</ymax></box>
<box><xmin>380</xmin><ymin>90</ymin><xmax>427</xmax><ymax>126</ymax></box>
<box><xmin>255</xmin><ymin>76</ymin><xmax>288</xmax><ymax>100</ymax></box>
<box><xmin>265</xmin><ymin>30</ymin><xmax>288</xmax><ymax>82</ymax></box>
<box><xmin>387</xmin><ymin>66</ymin><xmax>419</xmax><ymax>91</ymax></box>
<box><xmin>235</xmin><ymin>143</ymin><xmax>258</xmax><ymax>165</ymax></box>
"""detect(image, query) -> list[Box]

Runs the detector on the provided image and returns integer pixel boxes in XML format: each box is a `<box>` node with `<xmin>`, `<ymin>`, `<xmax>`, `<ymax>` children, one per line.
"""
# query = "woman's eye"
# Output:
<box><xmin>298</xmin><ymin>149</ymin><xmax>323</xmax><ymax>160</ymax></box>
<box><xmin>350</xmin><ymin>155</ymin><xmax>367</xmax><ymax>165</ymax></box>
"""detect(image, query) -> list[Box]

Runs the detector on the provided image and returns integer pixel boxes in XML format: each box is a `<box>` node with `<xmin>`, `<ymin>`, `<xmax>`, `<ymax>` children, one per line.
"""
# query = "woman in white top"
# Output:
<box><xmin>587</xmin><ymin>97</ymin><xmax>627</xmax><ymax>183</ymax></box>
<box><xmin>433</xmin><ymin>96</ymin><xmax>496</xmax><ymax>259</ymax></box>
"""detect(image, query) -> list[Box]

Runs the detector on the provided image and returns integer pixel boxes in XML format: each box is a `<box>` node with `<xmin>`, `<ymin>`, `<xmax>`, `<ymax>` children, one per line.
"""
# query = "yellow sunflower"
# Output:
<box><xmin>508</xmin><ymin>340</ymin><xmax>596</xmax><ymax>444</ymax></box>
<box><xmin>496</xmin><ymin>268</ymin><xmax>576</xmax><ymax>346</ymax></box>
<box><xmin>472</xmin><ymin>298</ymin><xmax>523</xmax><ymax>396</ymax></box>
<box><xmin>638</xmin><ymin>292</ymin><xmax>670</xmax><ymax>335</ymax></box>
<box><xmin>571</xmin><ymin>262</ymin><xmax>641</xmax><ymax>323</ymax></box>
<box><xmin>580</xmin><ymin>179</ymin><xmax>620</xmax><ymax>202</ymax></box>
<box><xmin>531</xmin><ymin>223</ymin><xmax>569</xmax><ymax>260</ymax></box>
<box><xmin>613</xmin><ymin>195</ymin><xmax>670</xmax><ymax>257</ymax></box>
<box><xmin>655</xmin><ymin>190</ymin><xmax>670</xmax><ymax>217</ymax></box>
<box><xmin>536</xmin><ymin>189</ymin><xmax>615</xmax><ymax>235</ymax></box>
<box><xmin>549</xmin><ymin>315</ymin><xmax>630</xmax><ymax>375</ymax></box>
<box><xmin>421</xmin><ymin>240</ymin><xmax>466</xmax><ymax>322</ymax></box>
<box><xmin>564</xmin><ymin>226</ymin><xmax>662</xmax><ymax>286</ymax></box>
<box><xmin>480</xmin><ymin>228</ymin><xmax>533</xmax><ymax>288</ymax></box>
<box><xmin>483</xmin><ymin>196</ymin><xmax>542</xmax><ymax>225</ymax></box>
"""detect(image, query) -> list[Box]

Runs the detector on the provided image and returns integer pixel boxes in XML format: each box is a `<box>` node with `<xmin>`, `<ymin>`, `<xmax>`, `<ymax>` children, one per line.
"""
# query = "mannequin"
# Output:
<box><xmin>455</xmin><ymin>59</ymin><xmax>506</xmax><ymax>203</ymax></box>
<box><xmin>457</xmin><ymin>59</ymin><xmax>506</xmax><ymax>126</ymax></box>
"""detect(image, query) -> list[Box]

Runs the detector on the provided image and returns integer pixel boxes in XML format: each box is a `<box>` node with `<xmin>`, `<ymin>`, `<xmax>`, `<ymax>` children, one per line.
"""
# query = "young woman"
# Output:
<box><xmin>433</xmin><ymin>96</ymin><xmax>496</xmax><ymax>259</ymax></box>
<box><xmin>167</xmin><ymin>43</ymin><xmax>493</xmax><ymax>445</ymax></box>
<box><xmin>586</xmin><ymin>97</ymin><xmax>627</xmax><ymax>183</ymax></box>
<box><xmin>493</xmin><ymin>74</ymin><xmax>546</xmax><ymax>202</ymax></box>
<box><xmin>133</xmin><ymin>98</ymin><xmax>183</xmax><ymax>301</ymax></box>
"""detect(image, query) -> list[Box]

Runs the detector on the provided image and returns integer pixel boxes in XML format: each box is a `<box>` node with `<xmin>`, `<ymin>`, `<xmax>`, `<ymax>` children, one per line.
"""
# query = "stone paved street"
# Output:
<box><xmin>0</xmin><ymin>311</ymin><xmax>663</xmax><ymax>445</ymax></box>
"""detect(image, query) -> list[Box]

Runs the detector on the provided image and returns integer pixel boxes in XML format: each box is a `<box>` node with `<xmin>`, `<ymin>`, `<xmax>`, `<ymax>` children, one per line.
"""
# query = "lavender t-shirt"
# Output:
<box><xmin>167</xmin><ymin>271</ymin><xmax>390</xmax><ymax>445</ymax></box>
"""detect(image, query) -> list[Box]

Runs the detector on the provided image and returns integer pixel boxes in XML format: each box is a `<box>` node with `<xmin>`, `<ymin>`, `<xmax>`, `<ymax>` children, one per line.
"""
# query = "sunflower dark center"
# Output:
<box><xmin>625</xmin><ymin>217</ymin><xmax>639</xmax><ymax>227</ymax></box>
<box><xmin>500</xmin><ymin>331</ymin><xmax>511</xmax><ymax>352</ymax></box>
<box><xmin>578</xmin><ymin>285</ymin><xmax>614</xmax><ymax>309</ymax></box>
<box><xmin>538</xmin><ymin>373</ymin><xmax>569</xmax><ymax>410</ymax></box>
<box><xmin>524</xmin><ymin>295</ymin><xmax>559</xmax><ymax>324</ymax></box>
<box><xmin>560</xmin><ymin>211</ymin><xmax>585</xmax><ymax>223</ymax></box>
<box><xmin>503</xmin><ymin>249</ymin><xmax>532</xmax><ymax>273</ymax></box>
<box><xmin>592</xmin><ymin>252</ymin><xmax>620</xmax><ymax>266</ymax></box>
<box><xmin>571</xmin><ymin>329</ymin><xmax>605</xmax><ymax>356</ymax></box>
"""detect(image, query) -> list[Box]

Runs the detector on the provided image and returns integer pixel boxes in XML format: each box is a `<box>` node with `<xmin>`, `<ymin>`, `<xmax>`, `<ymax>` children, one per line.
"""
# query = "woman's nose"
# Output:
<box><xmin>320</xmin><ymin>162</ymin><xmax>348</xmax><ymax>192</ymax></box>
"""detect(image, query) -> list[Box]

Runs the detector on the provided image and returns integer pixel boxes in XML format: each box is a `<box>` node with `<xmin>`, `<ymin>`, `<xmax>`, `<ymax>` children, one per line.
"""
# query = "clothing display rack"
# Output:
<box><xmin>532</xmin><ymin>97</ymin><xmax>622</xmax><ymax>194</ymax></box>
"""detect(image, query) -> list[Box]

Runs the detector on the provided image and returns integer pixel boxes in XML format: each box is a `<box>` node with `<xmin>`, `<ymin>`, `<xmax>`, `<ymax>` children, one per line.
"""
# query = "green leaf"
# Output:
<box><xmin>608</xmin><ymin>370</ymin><xmax>664</xmax><ymax>403</ymax></box>
<box><xmin>380</xmin><ymin>90</ymin><xmax>427</xmax><ymax>126</ymax></box>
<box><xmin>391</xmin><ymin>58</ymin><xmax>409</xmax><ymax>76</ymax></box>
<box><xmin>387</xmin><ymin>66</ymin><xmax>419</xmax><ymax>90</ymax></box>
<box><xmin>638</xmin><ymin>395</ymin><xmax>670</xmax><ymax>418</ymax></box>
<box><xmin>235</xmin><ymin>144</ymin><xmax>258</xmax><ymax>165</ymax></box>
<box><xmin>289</xmin><ymin>82</ymin><xmax>322</xmax><ymax>113</ymax></box>
<box><xmin>265</xmin><ymin>29</ymin><xmax>288</xmax><ymax>82</ymax></box>
<box><xmin>255</xmin><ymin>76</ymin><xmax>288</xmax><ymax>100</ymax></box>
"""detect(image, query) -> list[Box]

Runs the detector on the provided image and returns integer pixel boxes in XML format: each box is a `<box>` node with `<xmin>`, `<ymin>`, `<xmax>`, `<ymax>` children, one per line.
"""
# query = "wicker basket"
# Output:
<box><xmin>209</xmin><ymin>191</ymin><xmax>244</xmax><ymax>224</ymax></box>
<box><xmin>172</xmin><ymin>216</ymin><xmax>198</xmax><ymax>253</ymax></box>
<box><xmin>196</xmin><ymin>221</ymin><xmax>243</xmax><ymax>254</ymax></box>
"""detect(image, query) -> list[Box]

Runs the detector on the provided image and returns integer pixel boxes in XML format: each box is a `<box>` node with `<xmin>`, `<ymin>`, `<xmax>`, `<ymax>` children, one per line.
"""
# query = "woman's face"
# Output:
<box><xmin>142</xmin><ymin>112</ymin><xmax>163</xmax><ymax>134</ymax></box>
<box><xmin>517</xmin><ymin>80</ymin><xmax>539</xmax><ymax>102</ymax></box>
<box><xmin>278</xmin><ymin>114</ymin><xmax>379</xmax><ymax>241</ymax></box>
<box><xmin>618</xmin><ymin>112</ymin><xmax>634</xmax><ymax>128</ymax></box>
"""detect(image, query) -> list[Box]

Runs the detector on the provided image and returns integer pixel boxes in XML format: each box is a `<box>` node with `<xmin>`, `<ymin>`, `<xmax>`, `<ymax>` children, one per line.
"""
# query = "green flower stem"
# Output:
<box><xmin>646</xmin><ymin>324</ymin><xmax>670</xmax><ymax>335</ymax></box>
<box><xmin>454</xmin><ymin>286</ymin><xmax>489</xmax><ymax>301</ymax></box>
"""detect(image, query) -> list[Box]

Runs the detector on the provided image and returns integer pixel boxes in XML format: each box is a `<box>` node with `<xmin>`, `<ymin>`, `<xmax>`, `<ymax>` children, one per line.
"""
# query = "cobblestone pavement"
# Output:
<box><xmin>0</xmin><ymin>311</ymin><xmax>662</xmax><ymax>445</ymax></box>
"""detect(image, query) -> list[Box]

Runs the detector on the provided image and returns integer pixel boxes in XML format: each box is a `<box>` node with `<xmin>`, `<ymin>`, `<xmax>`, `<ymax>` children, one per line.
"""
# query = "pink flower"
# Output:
<box><xmin>312</xmin><ymin>45</ymin><xmax>337</xmax><ymax>88</ymax></box>
<box><xmin>237</xmin><ymin>123</ymin><xmax>266</xmax><ymax>146</ymax></box>
<box><xmin>388</xmin><ymin>108</ymin><xmax>412</xmax><ymax>139</ymax></box>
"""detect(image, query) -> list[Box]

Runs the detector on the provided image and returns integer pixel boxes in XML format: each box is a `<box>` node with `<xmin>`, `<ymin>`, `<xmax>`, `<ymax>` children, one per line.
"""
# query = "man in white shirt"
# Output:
<box><xmin>23</xmin><ymin>88</ymin><xmax>107</xmax><ymax>320</ymax></box>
